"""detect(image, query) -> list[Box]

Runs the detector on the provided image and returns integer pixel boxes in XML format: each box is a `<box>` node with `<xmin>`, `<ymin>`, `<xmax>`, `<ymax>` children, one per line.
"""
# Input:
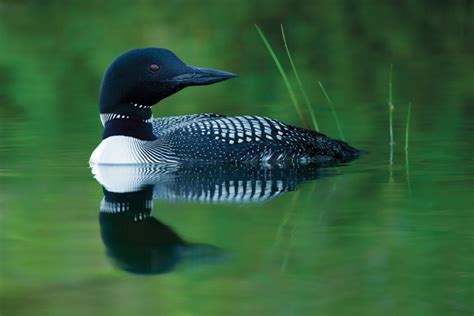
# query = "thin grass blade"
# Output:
<box><xmin>405</xmin><ymin>102</ymin><xmax>412</xmax><ymax>195</ymax></box>
<box><xmin>280</xmin><ymin>24</ymin><xmax>319</xmax><ymax>131</ymax></box>
<box><xmin>255</xmin><ymin>24</ymin><xmax>307</xmax><ymax>127</ymax></box>
<box><xmin>388</xmin><ymin>64</ymin><xmax>394</xmax><ymax>146</ymax></box>
<box><xmin>405</xmin><ymin>102</ymin><xmax>411</xmax><ymax>151</ymax></box>
<box><xmin>318</xmin><ymin>81</ymin><xmax>345</xmax><ymax>141</ymax></box>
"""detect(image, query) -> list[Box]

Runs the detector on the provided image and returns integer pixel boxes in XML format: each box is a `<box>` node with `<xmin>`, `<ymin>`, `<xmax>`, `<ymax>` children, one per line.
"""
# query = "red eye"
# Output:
<box><xmin>149</xmin><ymin>64</ymin><xmax>160</xmax><ymax>73</ymax></box>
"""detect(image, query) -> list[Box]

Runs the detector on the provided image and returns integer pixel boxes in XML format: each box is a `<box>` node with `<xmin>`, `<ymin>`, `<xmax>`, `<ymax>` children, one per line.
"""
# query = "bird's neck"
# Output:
<box><xmin>102</xmin><ymin>118</ymin><xmax>156</xmax><ymax>141</ymax></box>
<box><xmin>100</xmin><ymin>102</ymin><xmax>153</xmax><ymax>126</ymax></box>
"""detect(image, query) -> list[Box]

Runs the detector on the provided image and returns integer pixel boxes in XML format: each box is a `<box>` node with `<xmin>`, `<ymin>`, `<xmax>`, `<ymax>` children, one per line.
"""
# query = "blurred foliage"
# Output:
<box><xmin>0</xmin><ymin>1</ymin><xmax>473</xmax><ymax>315</ymax></box>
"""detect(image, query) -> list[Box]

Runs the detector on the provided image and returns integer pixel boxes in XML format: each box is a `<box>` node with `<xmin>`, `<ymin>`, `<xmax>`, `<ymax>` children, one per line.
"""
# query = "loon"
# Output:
<box><xmin>90</xmin><ymin>48</ymin><xmax>361</xmax><ymax>164</ymax></box>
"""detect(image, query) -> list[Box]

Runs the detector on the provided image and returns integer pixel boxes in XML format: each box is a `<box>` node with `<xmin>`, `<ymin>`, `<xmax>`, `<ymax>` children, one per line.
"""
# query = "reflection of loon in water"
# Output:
<box><xmin>93</xmin><ymin>162</ymin><xmax>331</xmax><ymax>274</ymax></box>
<box><xmin>93</xmin><ymin>162</ymin><xmax>330</xmax><ymax>204</ymax></box>
<box><xmin>100</xmin><ymin>185</ymin><xmax>222</xmax><ymax>275</ymax></box>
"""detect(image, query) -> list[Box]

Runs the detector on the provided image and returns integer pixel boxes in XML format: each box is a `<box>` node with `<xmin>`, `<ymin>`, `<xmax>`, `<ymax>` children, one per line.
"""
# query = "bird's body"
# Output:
<box><xmin>91</xmin><ymin>113</ymin><xmax>358</xmax><ymax>164</ymax></box>
<box><xmin>90</xmin><ymin>48</ymin><xmax>361</xmax><ymax>165</ymax></box>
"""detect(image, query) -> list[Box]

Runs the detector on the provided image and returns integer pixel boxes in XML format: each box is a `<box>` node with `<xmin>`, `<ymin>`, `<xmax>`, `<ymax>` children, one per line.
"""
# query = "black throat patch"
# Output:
<box><xmin>102</xmin><ymin>119</ymin><xmax>157</xmax><ymax>141</ymax></box>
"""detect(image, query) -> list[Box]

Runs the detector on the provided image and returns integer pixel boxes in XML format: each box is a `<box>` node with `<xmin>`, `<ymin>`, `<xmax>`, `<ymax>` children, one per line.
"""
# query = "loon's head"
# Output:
<box><xmin>99</xmin><ymin>48</ymin><xmax>237</xmax><ymax>124</ymax></box>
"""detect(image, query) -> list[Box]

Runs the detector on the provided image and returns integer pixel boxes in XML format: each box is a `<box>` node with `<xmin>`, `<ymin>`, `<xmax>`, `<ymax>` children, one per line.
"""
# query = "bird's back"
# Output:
<box><xmin>149</xmin><ymin>114</ymin><xmax>360</xmax><ymax>163</ymax></box>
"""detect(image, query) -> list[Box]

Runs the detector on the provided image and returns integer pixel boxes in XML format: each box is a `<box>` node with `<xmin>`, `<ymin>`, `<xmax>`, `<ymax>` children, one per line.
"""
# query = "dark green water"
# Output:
<box><xmin>1</xmin><ymin>1</ymin><xmax>473</xmax><ymax>315</ymax></box>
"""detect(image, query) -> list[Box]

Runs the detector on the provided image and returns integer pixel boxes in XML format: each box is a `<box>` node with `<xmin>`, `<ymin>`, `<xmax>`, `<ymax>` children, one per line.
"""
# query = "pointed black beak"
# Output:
<box><xmin>170</xmin><ymin>66</ymin><xmax>238</xmax><ymax>86</ymax></box>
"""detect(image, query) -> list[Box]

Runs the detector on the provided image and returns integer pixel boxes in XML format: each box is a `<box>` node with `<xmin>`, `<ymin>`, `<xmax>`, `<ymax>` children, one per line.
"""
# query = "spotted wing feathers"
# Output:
<box><xmin>150</xmin><ymin>114</ymin><xmax>358</xmax><ymax>163</ymax></box>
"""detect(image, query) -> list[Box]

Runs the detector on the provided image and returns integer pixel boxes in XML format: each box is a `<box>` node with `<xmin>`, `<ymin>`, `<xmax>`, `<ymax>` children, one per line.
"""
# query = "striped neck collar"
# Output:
<box><xmin>100</xmin><ymin>113</ymin><xmax>153</xmax><ymax>126</ymax></box>
<box><xmin>100</xmin><ymin>102</ymin><xmax>153</xmax><ymax>126</ymax></box>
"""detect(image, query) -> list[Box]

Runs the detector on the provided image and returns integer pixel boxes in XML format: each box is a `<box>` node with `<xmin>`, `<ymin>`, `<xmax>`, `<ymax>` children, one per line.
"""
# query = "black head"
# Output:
<box><xmin>99</xmin><ymin>48</ymin><xmax>237</xmax><ymax>122</ymax></box>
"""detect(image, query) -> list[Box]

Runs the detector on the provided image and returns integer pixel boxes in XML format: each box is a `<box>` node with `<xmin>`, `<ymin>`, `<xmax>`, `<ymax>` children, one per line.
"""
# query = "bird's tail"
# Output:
<box><xmin>336</xmin><ymin>139</ymin><xmax>365</xmax><ymax>162</ymax></box>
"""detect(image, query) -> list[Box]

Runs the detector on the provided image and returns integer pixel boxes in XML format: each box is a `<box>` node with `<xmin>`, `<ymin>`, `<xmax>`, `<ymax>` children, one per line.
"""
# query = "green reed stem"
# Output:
<box><xmin>255</xmin><ymin>24</ymin><xmax>307</xmax><ymax>127</ymax></box>
<box><xmin>280</xmin><ymin>24</ymin><xmax>319</xmax><ymax>131</ymax></box>
<box><xmin>405</xmin><ymin>102</ymin><xmax>411</xmax><ymax>152</ymax></box>
<box><xmin>389</xmin><ymin>64</ymin><xmax>394</xmax><ymax>146</ymax></box>
<box><xmin>405</xmin><ymin>102</ymin><xmax>412</xmax><ymax>195</ymax></box>
<box><xmin>388</xmin><ymin>64</ymin><xmax>394</xmax><ymax>175</ymax></box>
<box><xmin>318</xmin><ymin>81</ymin><xmax>345</xmax><ymax>141</ymax></box>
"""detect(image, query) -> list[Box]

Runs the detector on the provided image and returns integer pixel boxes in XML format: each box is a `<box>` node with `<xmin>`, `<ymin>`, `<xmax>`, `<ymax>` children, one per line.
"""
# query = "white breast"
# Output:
<box><xmin>89</xmin><ymin>136</ymin><xmax>143</xmax><ymax>164</ymax></box>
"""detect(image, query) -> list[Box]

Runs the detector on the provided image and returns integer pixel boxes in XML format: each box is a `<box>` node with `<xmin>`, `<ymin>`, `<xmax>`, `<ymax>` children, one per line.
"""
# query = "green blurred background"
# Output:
<box><xmin>1</xmin><ymin>1</ymin><xmax>473</xmax><ymax>315</ymax></box>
